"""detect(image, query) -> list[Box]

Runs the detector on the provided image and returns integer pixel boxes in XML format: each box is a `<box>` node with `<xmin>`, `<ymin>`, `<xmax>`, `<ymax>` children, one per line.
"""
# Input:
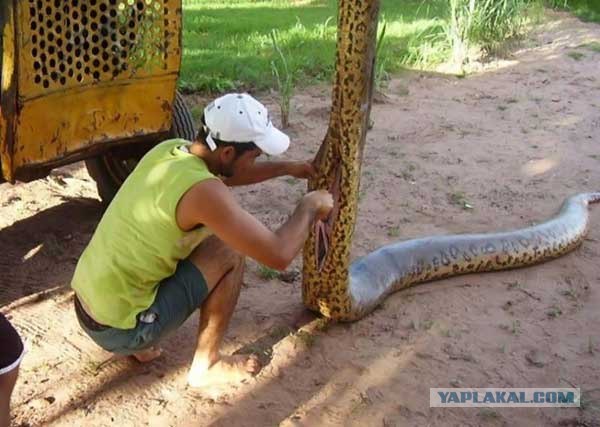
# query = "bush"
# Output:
<box><xmin>545</xmin><ymin>0</ymin><xmax>600</xmax><ymax>23</ymax></box>
<box><xmin>446</xmin><ymin>0</ymin><xmax>532</xmax><ymax>68</ymax></box>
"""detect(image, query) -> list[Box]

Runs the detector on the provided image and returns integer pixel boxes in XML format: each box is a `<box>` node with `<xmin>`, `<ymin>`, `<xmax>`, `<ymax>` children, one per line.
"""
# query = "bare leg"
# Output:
<box><xmin>185</xmin><ymin>236</ymin><xmax>261</xmax><ymax>388</ymax></box>
<box><xmin>0</xmin><ymin>367</ymin><xmax>19</xmax><ymax>427</ymax></box>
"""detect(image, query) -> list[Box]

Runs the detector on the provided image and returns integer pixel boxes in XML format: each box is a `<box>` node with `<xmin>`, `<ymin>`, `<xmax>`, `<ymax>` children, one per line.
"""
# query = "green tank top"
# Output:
<box><xmin>71</xmin><ymin>139</ymin><xmax>217</xmax><ymax>329</ymax></box>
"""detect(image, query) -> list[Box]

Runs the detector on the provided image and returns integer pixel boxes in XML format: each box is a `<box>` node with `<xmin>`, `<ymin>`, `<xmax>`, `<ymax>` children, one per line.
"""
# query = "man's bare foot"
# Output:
<box><xmin>131</xmin><ymin>346</ymin><xmax>162</xmax><ymax>363</ymax></box>
<box><xmin>187</xmin><ymin>354</ymin><xmax>261</xmax><ymax>388</ymax></box>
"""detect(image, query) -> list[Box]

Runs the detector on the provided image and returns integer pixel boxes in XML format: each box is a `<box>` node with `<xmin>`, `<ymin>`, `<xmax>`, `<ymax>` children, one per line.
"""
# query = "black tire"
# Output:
<box><xmin>170</xmin><ymin>90</ymin><xmax>196</xmax><ymax>141</ymax></box>
<box><xmin>85</xmin><ymin>91</ymin><xmax>196</xmax><ymax>204</ymax></box>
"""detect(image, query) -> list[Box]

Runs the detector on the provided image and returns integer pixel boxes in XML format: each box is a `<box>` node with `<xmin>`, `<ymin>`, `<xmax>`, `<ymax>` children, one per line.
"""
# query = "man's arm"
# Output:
<box><xmin>222</xmin><ymin>161</ymin><xmax>315</xmax><ymax>186</ymax></box>
<box><xmin>177</xmin><ymin>179</ymin><xmax>332</xmax><ymax>270</ymax></box>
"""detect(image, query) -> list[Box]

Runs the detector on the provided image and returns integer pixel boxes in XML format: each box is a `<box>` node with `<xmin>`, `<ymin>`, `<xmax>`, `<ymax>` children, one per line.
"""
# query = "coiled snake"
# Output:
<box><xmin>300</xmin><ymin>0</ymin><xmax>599</xmax><ymax>321</ymax></box>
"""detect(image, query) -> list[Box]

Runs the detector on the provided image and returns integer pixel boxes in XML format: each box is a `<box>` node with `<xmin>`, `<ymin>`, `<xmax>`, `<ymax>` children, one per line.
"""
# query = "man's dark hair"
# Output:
<box><xmin>196</xmin><ymin>114</ymin><xmax>258</xmax><ymax>157</ymax></box>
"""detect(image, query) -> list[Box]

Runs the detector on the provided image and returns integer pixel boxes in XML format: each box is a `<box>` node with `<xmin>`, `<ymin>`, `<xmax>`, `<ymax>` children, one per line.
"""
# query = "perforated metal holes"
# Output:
<box><xmin>28</xmin><ymin>0</ymin><xmax>169</xmax><ymax>88</ymax></box>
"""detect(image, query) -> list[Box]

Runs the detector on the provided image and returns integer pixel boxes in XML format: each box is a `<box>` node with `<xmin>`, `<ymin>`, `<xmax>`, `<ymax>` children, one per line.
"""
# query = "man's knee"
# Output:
<box><xmin>210</xmin><ymin>241</ymin><xmax>243</xmax><ymax>271</ymax></box>
<box><xmin>188</xmin><ymin>236</ymin><xmax>244</xmax><ymax>287</ymax></box>
<box><xmin>231</xmin><ymin>250</ymin><xmax>244</xmax><ymax>271</ymax></box>
<box><xmin>220</xmin><ymin>248</ymin><xmax>244</xmax><ymax>282</ymax></box>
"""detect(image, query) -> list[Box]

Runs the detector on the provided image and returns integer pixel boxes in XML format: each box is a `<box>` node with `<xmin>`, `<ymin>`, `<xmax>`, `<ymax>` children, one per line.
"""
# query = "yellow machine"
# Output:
<box><xmin>0</xmin><ymin>0</ymin><xmax>194</xmax><ymax>201</ymax></box>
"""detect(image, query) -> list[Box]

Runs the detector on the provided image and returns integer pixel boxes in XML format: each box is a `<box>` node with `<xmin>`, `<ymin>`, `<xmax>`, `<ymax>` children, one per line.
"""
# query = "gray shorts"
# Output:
<box><xmin>75</xmin><ymin>259</ymin><xmax>209</xmax><ymax>355</ymax></box>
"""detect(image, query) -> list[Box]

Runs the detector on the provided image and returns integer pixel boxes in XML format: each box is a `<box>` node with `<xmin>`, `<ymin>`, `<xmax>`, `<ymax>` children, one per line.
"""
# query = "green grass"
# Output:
<box><xmin>180</xmin><ymin>0</ymin><xmax>452</xmax><ymax>93</ymax></box>
<box><xmin>387</xmin><ymin>225</ymin><xmax>401</xmax><ymax>237</ymax></box>
<box><xmin>546</xmin><ymin>304</ymin><xmax>563</xmax><ymax>318</ymax></box>
<box><xmin>580</xmin><ymin>41</ymin><xmax>600</xmax><ymax>53</ymax></box>
<box><xmin>449</xmin><ymin>191</ymin><xmax>474</xmax><ymax>209</ymax></box>
<box><xmin>257</xmin><ymin>264</ymin><xmax>280</xmax><ymax>280</ymax></box>
<box><xmin>447</xmin><ymin>0</ymin><xmax>535</xmax><ymax>65</ymax></box>
<box><xmin>270</xmin><ymin>29</ymin><xmax>294</xmax><ymax>126</ymax></box>
<box><xmin>511</xmin><ymin>319</ymin><xmax>521</xmax><ymax>335</ymax></box>
<box><xmin>567</xmin><ymin>51</ymin><xmax>585</xmax><ymax>60</ymax></box>
<box><xmin>546</xmin><ymin>0</ymin><xmax>600</xmax><ymax>23</ymax></box>
<box><xmin>179</xmin><ymin>0</ymin><xmax>598</xmax><ymax>94</ymax></box>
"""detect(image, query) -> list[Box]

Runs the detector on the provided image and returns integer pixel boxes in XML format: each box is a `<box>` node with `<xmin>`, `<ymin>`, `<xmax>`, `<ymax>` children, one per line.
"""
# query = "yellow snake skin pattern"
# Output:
<box><xmin>301</xmin><ymin>0</ymin><xmax>599</xmax><ymax>321</ymax></box>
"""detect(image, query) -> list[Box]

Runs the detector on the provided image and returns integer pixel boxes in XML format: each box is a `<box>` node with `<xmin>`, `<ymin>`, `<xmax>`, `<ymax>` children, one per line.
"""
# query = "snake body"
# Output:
<box><xmin>301</xmin><ymin>0</ymin><xmax>599</xmax><ymax>321</ymax></box>
<box><xmin>345</xmin><ymin>193</ymin><xmax>600</xmax><ymax>320</ymax></box>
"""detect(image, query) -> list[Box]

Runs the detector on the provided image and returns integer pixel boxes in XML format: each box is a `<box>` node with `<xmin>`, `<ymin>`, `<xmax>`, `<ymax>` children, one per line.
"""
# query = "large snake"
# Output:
<box><xmin>300</xmin><ymin>0</ymin><xmax>599</xmax><ymax>321</ymax></box>
<box><xmin>345</xmin><ymin>193</ymin><xmax>599</xmax><ymax>320</ymax></box>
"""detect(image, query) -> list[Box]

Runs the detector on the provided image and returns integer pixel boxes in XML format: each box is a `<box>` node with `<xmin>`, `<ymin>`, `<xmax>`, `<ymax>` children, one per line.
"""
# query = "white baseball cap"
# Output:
<box><xmin>203</xmin><ymin>93</ymin><xmax>290</xmax><ymax>156</ymax></box>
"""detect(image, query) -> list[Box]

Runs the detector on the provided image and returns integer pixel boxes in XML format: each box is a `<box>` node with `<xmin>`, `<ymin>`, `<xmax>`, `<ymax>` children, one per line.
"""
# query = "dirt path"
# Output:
<box><xmin>1</xmin><ymin>13</ymin><xmax>599</xmax><ymax>427</ymax></box>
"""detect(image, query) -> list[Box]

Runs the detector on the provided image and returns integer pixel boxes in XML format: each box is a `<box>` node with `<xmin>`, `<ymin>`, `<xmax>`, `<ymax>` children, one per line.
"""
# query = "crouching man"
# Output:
<box><xmin>71</xmin><ymin>93</ymin><xmax>332</xmax><ymax>388</ymax></box>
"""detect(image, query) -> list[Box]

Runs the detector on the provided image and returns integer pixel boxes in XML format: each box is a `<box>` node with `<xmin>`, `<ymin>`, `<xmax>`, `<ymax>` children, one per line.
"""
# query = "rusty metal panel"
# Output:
<box><xmin>1</xmin><ymin>0</ymin><xmax>183</xmax><ymax>180</ymax></box>
<box><xmin>1</xmin><ymin>0</ymin><xmax>17</xmax><ymax>181</ymax></box>
<box><xmin>13</xmin><ymin>76</ymin><xmax>176</xmax><ymax>167</ymax></box>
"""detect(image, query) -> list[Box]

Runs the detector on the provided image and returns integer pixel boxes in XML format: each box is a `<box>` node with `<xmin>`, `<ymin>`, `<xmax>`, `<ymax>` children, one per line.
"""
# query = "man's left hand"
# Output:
<box><xmin>287</xmin><ymin>161</ymin><xmax>316</xmax><ymax>180</ymax></box>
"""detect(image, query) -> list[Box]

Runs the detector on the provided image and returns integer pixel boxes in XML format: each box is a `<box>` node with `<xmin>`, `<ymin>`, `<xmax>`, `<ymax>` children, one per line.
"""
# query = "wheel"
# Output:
<box><xmin>85</xmin><ymin>91</ymin><xmax>196</xmax><ymax>204</ymax></box>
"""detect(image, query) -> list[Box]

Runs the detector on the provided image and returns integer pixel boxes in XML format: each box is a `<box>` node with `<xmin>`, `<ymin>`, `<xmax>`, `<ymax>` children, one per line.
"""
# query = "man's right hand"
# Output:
<box><xmin>302</xmin><ymin>190</ymin><xmax>334</xmax><ymax>221</ymax></box>
<box><xmin>180</xmin><ymin>179</ymin><xmax>336</xmax><ymax>271</ymax></box>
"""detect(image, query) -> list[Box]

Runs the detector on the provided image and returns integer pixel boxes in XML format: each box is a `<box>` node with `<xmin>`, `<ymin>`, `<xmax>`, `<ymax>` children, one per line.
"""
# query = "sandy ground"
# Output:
<box><xmin>1</xmin><ymin>13</ymin><xmax>599</xmax><ymax>427</ymax></box>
